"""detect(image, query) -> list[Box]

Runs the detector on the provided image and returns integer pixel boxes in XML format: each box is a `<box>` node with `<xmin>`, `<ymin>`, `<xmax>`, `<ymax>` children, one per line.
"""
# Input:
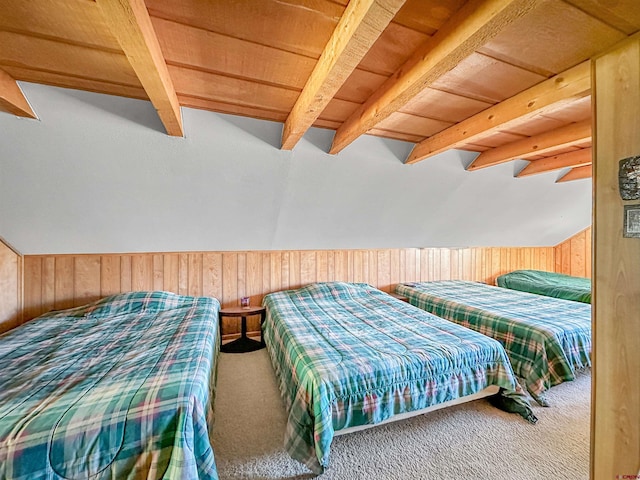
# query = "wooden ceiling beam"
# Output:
<box><xmin>328</xmin><ymin>0</ymin><xmax>543</xmax><ymax>155</ymax></box>
<box><xmin>281</xmin><ymin>0</ymin><xmax>407</xmax><ymax>150</ymax></box>
<box><xmin>0</xmin><ymin>68</ymin><xmax>37</xmax><ymax>118</ymax></box>
<box><xmin>556</xmin><ymin>164</ymin><xmax>592</xmax><ymax>182</ymax></box>
<box><xmin>96</xmin><ymin>0</ymin><xmax>183</xmax><ymax>136</ymax></box>
<box><xmin>406</xmin><ymin>60</ymin><xmax>591</xmax><ymax>164</ymax></box>
<box><xmin>517</xmin><ymin>147</ymin><xmax>592</xmax><ymax>177</ymax></box>
<box><xmin>467</xmin><ymin>119</ymin><xmax>592</xmax><ymax>170</ymax></box>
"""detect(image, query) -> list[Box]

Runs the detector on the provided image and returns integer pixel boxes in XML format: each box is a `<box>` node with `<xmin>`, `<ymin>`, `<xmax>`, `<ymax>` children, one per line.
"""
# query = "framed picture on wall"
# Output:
<box><xmin>623</xmin><ymin>204</ymin><xmax>640</xmax><ymax>238</ymax></box>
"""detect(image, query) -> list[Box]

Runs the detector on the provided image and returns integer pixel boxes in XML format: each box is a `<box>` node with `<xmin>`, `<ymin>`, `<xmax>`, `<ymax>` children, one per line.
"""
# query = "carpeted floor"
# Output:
<box><xmin>211</xmin><ymin>349</ymin><xmax>590</xmax><ymax>480</ymax></box>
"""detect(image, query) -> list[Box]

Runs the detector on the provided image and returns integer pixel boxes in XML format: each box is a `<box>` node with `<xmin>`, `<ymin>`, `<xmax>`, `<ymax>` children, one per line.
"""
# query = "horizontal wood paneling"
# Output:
<box><xmin>22</xmin><ymin>246</ymin><xmax>555</xmax><ymax>337</ymax></box>
<box><xmin>554</xmin><ymin>227</ymin><xmax>592</xmax><ymax>278</ymax></box>
<box><xmin>0</xmin><ymin>238</ymin><xmax>22</xmax><ymax>334</ymax></box>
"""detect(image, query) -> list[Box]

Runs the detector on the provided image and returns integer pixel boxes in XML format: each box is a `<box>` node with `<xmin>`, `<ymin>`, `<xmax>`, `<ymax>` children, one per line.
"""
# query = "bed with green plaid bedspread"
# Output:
<box><xmin>262</xmin><ymin>282</ymin><xmax>534</xmax><ymax>474</ymax></box>
<box><xmin>396</xmin><ymin>281</ymin><xmax>591</xmax><ymax>405</ymax></box>
<box><xmin>496</xmin><ymin>269</ymin><xmax>591</xmax><ymax>303</ymax></box>
<box><xmin>0</xmin><ymin>291</ymin><xmax>220</xmax><ymax>480</ymax></box>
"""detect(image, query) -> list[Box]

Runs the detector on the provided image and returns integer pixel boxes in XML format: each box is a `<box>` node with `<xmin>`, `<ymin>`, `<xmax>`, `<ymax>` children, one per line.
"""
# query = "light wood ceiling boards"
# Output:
<box><xmin>0</xmin><ymin>0</ymin><xmax>145</xmax><ymax>100</ymax></box>
<box><xmin>477</xmin><ymin>0</ymin><xmax>626</xmax><ymax>75</ymax></box>
<box><xmin>563</xmin><ymin>0</ymin><xmax>640</xmax><ymax>35</ymax></box>
<box><xmin>406</xmin><ymin>60</ymin><xmax>591</xmax><ymax>163</ymax></box>
<box><xmin>328</xmin><ymin>0</ymin><xmax>545</xmax><ymax>154</ymax></box>
<box><xmin>1</xmin><ymin>0</ymin><xmax>640</xmax><ymax>181</ymax></box>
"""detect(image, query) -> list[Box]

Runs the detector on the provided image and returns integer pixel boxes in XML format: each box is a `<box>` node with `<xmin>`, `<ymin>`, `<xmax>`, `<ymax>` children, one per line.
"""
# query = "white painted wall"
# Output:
<box><xmin>0</xmin><ymin>83</ymin><xmax>591</xmax><ymax>254</ymax></box>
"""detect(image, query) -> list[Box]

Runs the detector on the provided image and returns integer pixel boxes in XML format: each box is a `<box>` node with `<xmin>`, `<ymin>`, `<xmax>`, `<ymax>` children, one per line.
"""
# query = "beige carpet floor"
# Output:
<box><xmin>211</xmin><ymin>350</ymin><xmax>590</xmax><ymax>480</ymax></box>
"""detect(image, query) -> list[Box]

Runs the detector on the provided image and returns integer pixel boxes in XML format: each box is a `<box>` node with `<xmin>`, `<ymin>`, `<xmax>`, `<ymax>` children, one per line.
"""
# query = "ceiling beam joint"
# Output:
<box><xmin>281</xmin><ymin>0</ymin><xmax>407</xmax><ymax>150</ymax></box>
<box><xmin>96</xmin><ymin>0</ymin><xmax>183</xmax><ymax>136</ymax></box>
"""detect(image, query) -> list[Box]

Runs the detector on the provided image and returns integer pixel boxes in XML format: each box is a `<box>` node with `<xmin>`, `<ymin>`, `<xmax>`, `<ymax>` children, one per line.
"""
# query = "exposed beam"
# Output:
<box><xmin>96</xmin><ymin>0</ymin><xmax>183</xmax><ymax>136</ymax></box>
<box><xmin>406</xmin><ymin>61</ymin><xmax>591</xmax><ymax>164</ymax></box>
<box><xmin>467</xmin><ymin>119</ymin><xmax>592</xmax><ymax>170</ymax></box>
<box><xmin>556</xmin><ymin>164</ymin><xmax>592</xmax><ymax>182</ymax></box>
<box><xmin>329</xmin><ymin>0</ymin><xmax>543</xmax><ymax>154</ymax></box>
<box><xmin>0</xmin><ymin>68</ymin><xmax>36</xmax><ymax>118</ymax></box>
<box><xmin>517</xmin><ymin>147</ymin><xmax>592</xmax><ymax>177</ymax></box>
<box><xmin>281</xmin><ymin>0</ymin><xmax>407</xmax><ymax>150</ymax></box>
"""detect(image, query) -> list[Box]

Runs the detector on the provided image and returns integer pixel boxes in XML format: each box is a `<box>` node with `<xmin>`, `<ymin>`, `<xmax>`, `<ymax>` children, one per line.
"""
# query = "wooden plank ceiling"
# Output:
<box><xmin>1</xmin><ymin>0</ymin><xmax>639</xmax><ymax>181</ymax></box>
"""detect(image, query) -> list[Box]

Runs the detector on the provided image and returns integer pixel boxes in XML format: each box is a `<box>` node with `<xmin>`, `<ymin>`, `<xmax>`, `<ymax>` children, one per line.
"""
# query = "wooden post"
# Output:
<box><xmin>592</xmin><ymin>34</ymin><xmax>640</xmax><ymax>479</ymax></box>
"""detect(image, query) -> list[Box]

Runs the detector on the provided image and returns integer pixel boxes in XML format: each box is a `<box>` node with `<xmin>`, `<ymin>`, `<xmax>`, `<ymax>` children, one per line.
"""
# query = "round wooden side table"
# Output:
<box><xmin>218</xmin><ymin>305</ymin><xmax>266</xmax><ymax>353</ymax></box>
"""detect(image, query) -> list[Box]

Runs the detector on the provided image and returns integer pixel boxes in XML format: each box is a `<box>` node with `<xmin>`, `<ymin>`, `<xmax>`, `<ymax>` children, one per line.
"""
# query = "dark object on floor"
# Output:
<box><xmin>489</xmin><ymin>389</ymin><xmax>539</xmax><ymax>424</ymax></box>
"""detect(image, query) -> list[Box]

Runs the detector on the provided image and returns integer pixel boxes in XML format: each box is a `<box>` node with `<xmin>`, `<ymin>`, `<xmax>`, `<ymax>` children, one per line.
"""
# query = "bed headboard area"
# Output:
<box><xmin>0</xmin><ymin>238</ymin><xmax>22</xmax><ymax>334</ymax></box>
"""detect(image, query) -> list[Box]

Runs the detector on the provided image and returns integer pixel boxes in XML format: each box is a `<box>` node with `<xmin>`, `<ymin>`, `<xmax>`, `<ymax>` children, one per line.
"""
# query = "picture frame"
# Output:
<box><xmin>623</xmin><ymin>204</ymin><xmax>640</xmax><ymax>238</ymax></box>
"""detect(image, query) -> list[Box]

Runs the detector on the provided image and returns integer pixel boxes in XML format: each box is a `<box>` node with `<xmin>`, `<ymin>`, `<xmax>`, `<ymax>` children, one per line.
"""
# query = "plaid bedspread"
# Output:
<box><xmin>496</xmin><ymin>269</ymin><xmax>592</xmax><ymax>303</ymax></box>
<box><xmin>262</xmin><ymin>282</ymin><xmax>533</xmax><ymax>474</ymax></box>
<box><xmin>397</xmin><ymin>281</ymin><xmax>591</xmax><ymax>405</ymax></box>
<box><xmin>0</xmin><ymin>291</ymin><xmax>221</xmax><ymax>480</ymax></box>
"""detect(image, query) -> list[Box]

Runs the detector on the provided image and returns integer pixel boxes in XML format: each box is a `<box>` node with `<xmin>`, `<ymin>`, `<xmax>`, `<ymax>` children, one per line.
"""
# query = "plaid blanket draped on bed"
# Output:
<box><xmin>0</xmin><ymin>291</ymin><xmax>220</xmax><ymax>480</ymax></box>
<box><xmin>262</xmin><ymin>282</ymin><xmax>533</xmax><ymax>474</ymax></box>
<box><xmin>396</xmin><ymin>281</ymin><xmax>591</xmax><ymax>405</ymax></box>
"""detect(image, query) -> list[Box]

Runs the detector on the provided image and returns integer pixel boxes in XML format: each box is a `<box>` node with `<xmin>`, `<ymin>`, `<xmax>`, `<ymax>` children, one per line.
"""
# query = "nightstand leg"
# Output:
<box><xmin>241</xmin><ymin>316</ymin><xmax>247</xmax><ymax>339</ymax></box>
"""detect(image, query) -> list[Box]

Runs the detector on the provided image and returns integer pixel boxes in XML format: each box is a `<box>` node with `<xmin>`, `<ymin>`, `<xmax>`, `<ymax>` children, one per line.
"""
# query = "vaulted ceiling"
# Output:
<box><xmin>1</xmin><ymin>0</ymin><xmax>639</xmax><ymax>181</ymax></box>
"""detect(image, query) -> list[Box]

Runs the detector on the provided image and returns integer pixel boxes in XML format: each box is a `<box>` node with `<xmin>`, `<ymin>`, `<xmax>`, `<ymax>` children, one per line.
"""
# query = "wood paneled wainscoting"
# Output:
<box><xmin>23</xmin><ymin>246</ymin><xmax>555</xmax><ymax>337</ymax></box>
<box><xmin>554</xmin><ymin>226</ymin><xmax>592</xmax><ymax>278</ymax></box>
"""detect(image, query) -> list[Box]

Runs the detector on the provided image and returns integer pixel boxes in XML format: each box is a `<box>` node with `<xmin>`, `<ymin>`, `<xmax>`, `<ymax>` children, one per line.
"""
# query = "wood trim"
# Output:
<box><xmin>406</xmin><ymin>61</ymin><xmax>591</xmax><ymax>164</ymax></box>
<box><xmin>96</xmin><ymin>0</ymin><xmax>183</xmax><ymax>136</ymax></box>
<box><xmin>0</xmin><ymin>68</ymin><xmax>37</xmax><ymax>118</ymax></box>
<box><xmin>467</xmin><ymin>119</ymin><xmax>592</xmax><ymax>170</ymax></box>
<box><xmin>556</xmin><ymin>164</ymin><xmax>592</xmax><ymax>182</ymax></box>
<box><xmin>21</xmin><ymin>246</ymin><xmax>555</xmax><ymax>336</ymax></box>
<box><xmin>329</xmin><ymin>0</ymin><xmax>543</xmax><ymax>154</ymax></box>
<box><xmin>281</xmin><ymin>0</ymin><xmax>406</xmax><ymax>150</ymax></box>
<box><xmin>592</xmin><ymin>34</ymin><xmax>640</xmax><ymax>479</ymax></box>
<box><xmin>517</xmin><ymin>147</ymin><xmax>592</xmax><ymax>177</ymax></box>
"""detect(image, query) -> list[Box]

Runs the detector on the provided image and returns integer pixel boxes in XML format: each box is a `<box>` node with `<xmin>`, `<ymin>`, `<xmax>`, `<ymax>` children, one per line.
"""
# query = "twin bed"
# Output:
<box><xmin>0</xmin><ymin>276</ymin><xmax>591</xmax><ymax>477</ymax></box>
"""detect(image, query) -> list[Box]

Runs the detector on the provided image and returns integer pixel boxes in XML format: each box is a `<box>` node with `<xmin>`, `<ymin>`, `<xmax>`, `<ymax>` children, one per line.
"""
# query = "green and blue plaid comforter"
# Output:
<box><xmin>0</xmin><ymin>291</ymin><xmax>221</xmax><ymax>480</ymax></box>
<box><xmin>496</xmin><ymin>269</ymin><xmax>592</xmax><ymax>303</ymax></box>
<box><xmin>396</xmin><ymin>281</ymin><xmax>591</xmax><ymax>405</ymax></box>
<box><xmin>262</xmin><ymin>282</ymin><xmax>534</xmax><ymax>474</ymax></box>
